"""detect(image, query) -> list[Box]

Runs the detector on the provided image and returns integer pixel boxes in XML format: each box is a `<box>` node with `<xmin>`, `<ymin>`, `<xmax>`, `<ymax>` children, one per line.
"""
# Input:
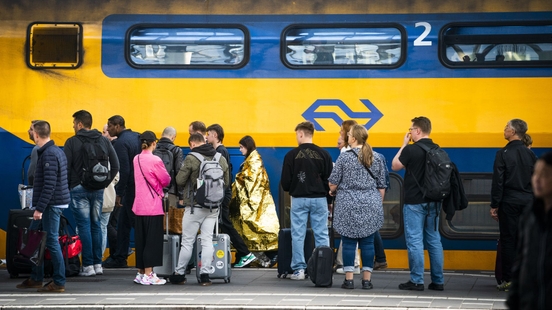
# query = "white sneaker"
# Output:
<box><xmin>93</xmin><ymin>264</ymin><xmax>103</xmax><ymax>275</ymax></box>
<box><xmin>134</xmin><ymin>272</ymin><xmax>144</xmax><ymax>284</ymax></box>
<box><xmin>79</xmin><ymin>265</ymin><xmax>96</xmax><ymax>277</ymax></box>
<box><xmin>290</xmin><ymin>269</ymin><xmax>305</xmax><ymax>280</ymax></box>
<box><xmin>336</xmin><ymin>266</ymin><xmax>361</xmax><ymax>274</ymax></box>
<box><xmin>140</xmin><ymin>272</ymin><xmax>166</xmax><ymax>285</ymax></box>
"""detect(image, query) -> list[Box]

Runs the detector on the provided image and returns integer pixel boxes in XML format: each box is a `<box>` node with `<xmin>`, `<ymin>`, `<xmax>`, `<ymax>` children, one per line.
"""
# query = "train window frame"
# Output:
<box><xmin>439</xmin><ymin>173</ymin><xmax>499</xmax><ymax>240</ymax></box>
<box><xmin>281</xmin><ymin>23</ymin><xmax>406</xmax><ymax>69</ymax></box>
<box><xmin>125</xmin><ymin>24</ymin><xmax>250</xmax><ymax>69</ymax></box>
<box><xmin>439</xmin><ymin>21</ymin><xmax>552</xmax><ymax>68</ymax></box>
<box><xmin>26</xmin><ymin>22</ymin><xmax>83</xmax><ymax>69</ymax></box>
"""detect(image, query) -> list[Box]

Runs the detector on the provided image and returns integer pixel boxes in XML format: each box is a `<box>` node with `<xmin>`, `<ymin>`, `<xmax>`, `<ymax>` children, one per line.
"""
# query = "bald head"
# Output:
<box><xmin>162</xmin><ymin>126</ymin><xmax>177</xmax><ymax>141</ymax></box>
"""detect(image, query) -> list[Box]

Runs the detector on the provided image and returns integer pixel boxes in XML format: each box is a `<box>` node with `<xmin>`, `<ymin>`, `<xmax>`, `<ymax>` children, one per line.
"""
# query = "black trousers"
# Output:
<box><xmin>219</xmin><ymin>204</ymin><xmax>250</xmax><ymax>260</ymax></box>
<box><xmin>107</xmin><ymin>206</ymin><xmax>120</xmax><ymax>257</ymax></box>
<box><xmin>113</xmin><ymin>192</ymin><xmax>136</xmax><ymax>262</ymax></box>
<box><xmin>134</xmin><ymin>215</ymin><xmax>164</xmax><ymax>269</ymax></box>
<box><xmin>498</xmin><ymin>201</ymin><xmax>525</xmax><ymax>282</ymax></box>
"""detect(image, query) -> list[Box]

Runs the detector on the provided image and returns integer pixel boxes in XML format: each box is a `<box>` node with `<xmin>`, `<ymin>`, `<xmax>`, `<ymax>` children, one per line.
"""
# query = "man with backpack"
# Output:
<box><xmin>64</xmin><ymin>110</ymin><xmax>119</xmax><ymax>277</ymax></box>
<box><xmin>392</xmin><ymin>116</ymin><xmax>446</xmax><ymax>291</ymax></box>
<box><xmin>170</xmin><ymin>133</ymin><xmax>230</xmax><ymax>286</ymax></box>
<box><xmin>155</xmin><ymin>126</ymin><xmax>184</xmax><ymax>206</ymax></box>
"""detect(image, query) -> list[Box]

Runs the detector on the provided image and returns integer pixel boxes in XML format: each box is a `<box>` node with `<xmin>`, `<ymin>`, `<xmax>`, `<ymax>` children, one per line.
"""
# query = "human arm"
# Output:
<box><xmin>280</xmin><ymin>152</ymin><xmax>293</xmax><ymax>192</ymax></box>
<box><xmin>106</xmin><ymin>138</ymin><xmax>120</xmax><ymax>181</ymax></box>
<box><xmin>113</xmin><ymin>140</ymin><xmax>130</xmax><ymax>197</ymax></box>
<box><xmin>391</xmin><ymin>132</ymin><xmax>411</xmax><ymax>171</ymax></box>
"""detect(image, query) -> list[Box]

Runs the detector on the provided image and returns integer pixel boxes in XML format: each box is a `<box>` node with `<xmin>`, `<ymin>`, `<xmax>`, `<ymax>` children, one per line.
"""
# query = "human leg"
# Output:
<box><xmin>42</xmin><ymin>206</ymin><xmax>65</xmax><ymax>287</ymax></box>
<box><xmin>174</xmin><ymin>207</ymin><xmax>203</xmax><ymax>275</ymax></box>
<box><xmin>309</xmin><ymin>197</ymin><xmax>329</xmax><ymax>248</ymax></box>
<box><xmin>69</xmin><ymin>185</ymin><xmax>94</xmax><ymax>268</ymax></box>
<box><xmin>107</xmin><ymin>206</ymin><xmax>119</xmax><ymax>258</ymax></box>
<box><xmin>498</xmin><ymin>202</ymin><xmax>523</xmax><ymax>283</ymax></box>
<box><xmin>89</xmin><ymin>189</ymin><xmax>104</xmax><ymax>266</ymax></box>
<box><xmin>424</xmin><ymin>202</ymin><xmax>444</xmax><ymax>285</ymax></box>
<box><xmin>198</xmin><ymin>209</ymin><xmax>219</xmax><ymax>275</ymax></box>
<box><xmin>219</xmin><ymin>204</ymin><xmax>252</xmax><ymax>265</ymax></box>
<box><xmin>402</xmin><ymin>203</ymin><xmax>426</xmax><ymax>285</ymax></box>
<box><xmin>290</xmin><ymin>197</ymin><xmax>309</xmax><ymax>272</ymax></box>
<box><xmin>100</xmin><ymin>211</ymin><xmax>111</xmax><ymax>259</ymax></box>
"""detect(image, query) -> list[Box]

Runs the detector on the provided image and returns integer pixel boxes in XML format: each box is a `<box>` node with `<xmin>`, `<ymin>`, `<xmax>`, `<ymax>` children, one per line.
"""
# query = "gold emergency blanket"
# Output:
<box><xmin>229</xmin><ymin>150</ymin><xmax>279</xmax><ymax>251</ymax></box>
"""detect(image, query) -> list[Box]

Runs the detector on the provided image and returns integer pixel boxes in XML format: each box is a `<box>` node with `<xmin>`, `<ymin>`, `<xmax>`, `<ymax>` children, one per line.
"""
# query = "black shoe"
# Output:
<box><xmin>102</xmin><ymin>258</ymin><xmax>128</xmax><ymax>269</ymax></box>
<box><xmin>399</xmin><ymin>280</ymin><xmax>424</xmax><ymax>291</ymax></box>
<box><xmin>361</xmin><ymin>279</ymin><xmax>373</xmax><ymax>290</ymax></box>
<box><xmin>199</xmin><ymin>273</ymin><xmax>212</xmax><ymax>286</ymax></box>
<box><xmin>169</xmin><ymin>272</ymin><xmax>186</xmax><ymax>285</ymax></box>
<box><xmin>185</xmin><ymin>265</ymin><xmax>194</xmax><ymax>275</ymax></box>
<box><xmin>428</xmin><ymin>282</ymin><xmax>444</xmax><ymax>291</ymax></box>
<box><xmin>341</xmin><ymin>279</ymin><xmax>354</xmax><ymax>289</ymax></box>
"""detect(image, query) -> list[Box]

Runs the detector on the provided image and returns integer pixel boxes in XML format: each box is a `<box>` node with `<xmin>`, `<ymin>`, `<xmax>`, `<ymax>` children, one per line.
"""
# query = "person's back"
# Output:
<box><xmin>156</xmin><ymin>126</ymin><xmax>184</xmax><ymax>206</ymax></box>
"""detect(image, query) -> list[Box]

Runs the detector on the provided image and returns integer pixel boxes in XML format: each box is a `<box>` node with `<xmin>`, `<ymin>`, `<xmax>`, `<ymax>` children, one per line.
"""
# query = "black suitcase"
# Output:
<box><xmin>307</xmin><ymin>246</ymin><xmax>333</xmax><ymax>287</ymax></box>
<box><xmin>6</xmin><ymin>209</ymin><xmax>35</xmax><ymax>278</ymax></box>
<box><xmin>277</xmin><ymin>228</ymin><xmax>314</xmax><ymax>278</ymax></box>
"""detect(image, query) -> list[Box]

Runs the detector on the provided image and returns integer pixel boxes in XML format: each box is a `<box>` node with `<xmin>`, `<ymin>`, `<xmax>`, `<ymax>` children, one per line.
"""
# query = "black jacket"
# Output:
<box><xmin>64</xmin><ymin>129</ymin><xmax>120</xmax><ymax>190</ymax></box>
<box><xmin>215</xmin><ymin>144</ymin><xmax>233</xmax><ymax>207</ymax></box>
<box><xmin>32</xmin><ymin>140</ymin><xmax>70</xmax><ymax>212</ymax></box>
<box><xmin>113</xmin><ymin>129</ymin><xmax>141</xmax><ymax>197</ymax></box>
<box><xmin>156</xmin><ymin>137</ymin><xmax>184</xmax><ymax>198</ymax></box>
<box><xmin>507</xmin><ymin>198</ymin><xmax>552</xmax><ymax>310</ymax></box>
<box><xmin>491</xmin><ymin>140</ymin><xmax>536</xmax><ymax>208</ymax></box>
<box><xmin>442</xmin><ymin>162</ymin><xmax>468</xmax><ymax>221</ymax></box>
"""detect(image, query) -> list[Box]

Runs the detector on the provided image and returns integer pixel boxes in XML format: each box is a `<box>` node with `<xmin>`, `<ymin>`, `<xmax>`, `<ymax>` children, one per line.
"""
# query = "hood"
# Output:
<box><xmin>158</xmin><ymin>137</ymin><xmax>174</xmax><ymax>145</ymax></box>
<box><xmin>76</xmin><ymin>128</ymin><xmax>102</xmax><ymax>139</ymax></box>
<box><xmin>191</xmin><ymin>143</ymin><xmax>217</xmax><ymax>157</ymax></box>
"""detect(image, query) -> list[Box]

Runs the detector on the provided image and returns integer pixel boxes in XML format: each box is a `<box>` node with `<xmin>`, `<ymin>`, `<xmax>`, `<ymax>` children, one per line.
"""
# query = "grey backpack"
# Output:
<box><xmin>189</xmin><ymin>152</ymin><xmax>225</xmax><ymax>210</ymax></box>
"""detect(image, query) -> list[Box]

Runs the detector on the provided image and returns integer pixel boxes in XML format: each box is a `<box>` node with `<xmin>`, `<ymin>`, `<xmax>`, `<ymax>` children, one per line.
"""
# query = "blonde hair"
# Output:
<box><xmin>350</xmin><ymin>124</ymin><xmax>373</xmax><ymax>168</ymax></box>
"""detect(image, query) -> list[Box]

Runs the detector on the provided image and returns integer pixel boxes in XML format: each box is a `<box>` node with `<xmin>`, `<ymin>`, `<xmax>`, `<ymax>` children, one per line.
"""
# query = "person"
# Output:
<box><xmin>507</xmin><ymin>151</ymin><xmax>552</xmax><ymax>310</ymax></box>
<box><xmin>169</xmin><ymin>133</ymin><xmax>230</xmax><ymax>286</ymax></box>
<box><xmin>337</xmin><ymin>135</ymin><xmax>345</xmax><ymax>150</ymax></box>
<box><xmin>490</xmin><ymin>119</ymin><xmax>536</xmax><ymax>291</ymax></box>
<box><xmin>27</xmin><ymin>120</ymin><xmax>42</xmax><ymax>186</ymax></box>
<box><xmin>229</xmin><ymin>135</ymin><xmax>280</xmax><ymax>267</ymax></box>
<box><xmin>391</xmin><ymin>116</ymin><xmax>445</xmax><ymax>291</ymax></box>
<box><xmin>280</xmin><ymin>121</ymin><xmax>333</xmax><ymax>280</ymax></box>
<box><xmin>339</xmin><ymin>120</ymin><xmax>358</xmax><ymax>153</ymax></box>
<box><xmin>188</xmin><ymin>121</ymin><xmax>206</xmax><ymax>137</ymax></box>
<box><xmin>156</xmin><ymin>126</ymin><xmax>184</xmax><ymax>207</ymax></box>
<box><xmin>100</xmin><ymin>125</ymin><xmax>118</xmax><ymax>260</ymax></box>
<box><xmin>522</xmin><ymin>133</ymin><xmax>533</xmax><ymax>149</ymax></box>
<box><xmin>16</xmin><ymin>121</ymin><xmax>70</xmax><ymax>292</ymax></box>
<box><xmin>329</xmin><ymin>124</ymin><xmax>387</xmax><ymax>289</ymax></box>
<box><xmin>103</xmin><ymin>115</ymin><xmax>141</xmax><ymax>269</ymax></box>
<box><xmin>206</xmin><ymin>124</ymin><xmax>256</xmax><ymax>268</ymax></box>
<box><xmin>132</xmin><ymin>131</ymin><xmax>171</xmax><ymax>285</ymax></box>
<box><xmin>64</xmin><ymin>110</ymin><xmax>119</xmax><ymax>277</ymax></box>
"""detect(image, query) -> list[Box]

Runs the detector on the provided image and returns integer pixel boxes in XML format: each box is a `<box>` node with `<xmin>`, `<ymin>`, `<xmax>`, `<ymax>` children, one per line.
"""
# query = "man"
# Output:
<box><xmin>100</xmin><ymin>124</ymin><xmax>119</xmax><ymax>260</ymax></box>
<box><xmin>206</xmin><ymin>124</ymin><xmax>256</xmax><ymax>267</ymax></box>
<box><xmin>391</xmin><ymin>116</ymin><xmax>444</xmax><ymax>291</ymax></box>
<box><xmin>280</xmin><ymin>121</ymin><xmax>333</xmax><ymax>280</ymax></box>
<box><xmin>103</xmin><ymin>115</ymin><xmax>141</xmax><ymax>268</ymax></box>
<box><xmin>188</xmin><ymin>121</ymin><xmax>206</xmax><ymax>137</ymax></box>
<box><xmin>170</xmin><ymin>133</ymin><xmax>230</xmax><ymax>286</ymax></box>
<box><xmin>156</xmin><ymin>126</ymin><xmax>184</xmax><ymax>207</ymax></box>
<box><xmin>64</xmin><ymin>110</ymin><xmax>119</xmax><ymax>276</ymax></box>
<box><xmin>490</xmin><ymin>119</ymin><xmax>536</xmax><ymax>291</ymax></box>
<box><xmin>17</xmin><ymin>121</ymin><xmax>70</xmax><ymax>292</ymax></box>
<box><xmin>27</xmin><ymin>120</ymin><xmax>42</xmax><ymax>186</ymax></box>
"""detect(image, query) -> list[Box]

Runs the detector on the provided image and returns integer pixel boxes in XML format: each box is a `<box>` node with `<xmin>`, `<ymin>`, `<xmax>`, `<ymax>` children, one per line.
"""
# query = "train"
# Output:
<box><xmin>1</xmin><ymin>0</ymin><xmax>551</xmax><ymax>271</ymax></box>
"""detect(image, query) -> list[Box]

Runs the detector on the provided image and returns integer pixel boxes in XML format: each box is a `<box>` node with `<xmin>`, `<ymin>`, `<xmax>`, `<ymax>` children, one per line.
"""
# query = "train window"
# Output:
<box><xmin>440</xmin><ymin>173</ymin><xmax>499</xmax><ymax>240</ymax></box>
<box><xmin>282</xmin><ymin>25</ymin><xmax>405</xmax><ymax>68</ymax></box>
<box><xmin>26</xmin><ymin>23</ymin><xmax>82</xmax><ymax>69</ymax></box>
<box><xmin>127</xmin><ymin>26</ymin><xmax>248</xmax><ymax>68</ymax></box>
<box><xmin>440</xmin><ymin>23</ymin><xmax>552</xmax><ymax>68</ymax></box>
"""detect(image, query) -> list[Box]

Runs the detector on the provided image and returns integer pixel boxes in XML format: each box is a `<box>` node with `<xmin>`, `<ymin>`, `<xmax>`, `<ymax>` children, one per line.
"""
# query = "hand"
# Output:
<box><xmin>115</xmin><ymin>196</ymin><xmax>123</xmax><ymax>207</ymax></box>
<box><xmin>403</xmin><ymin>132</ymin><xmax>411</xmax><ymax>146</ymax></box>
<box><xmin>490</xmin><ymin>208</ymin><xmax>499</xmax><ymax>222</ymax></box>
<box><xmin>329</xmin><ymin>190</ymin><xmax>336</xmax><ymax>197</ymax></box>
<box><xmin>33</xmin><ymin>210</ymin><xmax>43</xmax><ymax>221</ymax></box>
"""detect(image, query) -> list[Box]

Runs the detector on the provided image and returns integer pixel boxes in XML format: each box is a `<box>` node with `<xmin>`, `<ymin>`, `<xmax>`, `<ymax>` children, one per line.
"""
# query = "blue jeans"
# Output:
<box><xmin>30</xmin><ymin>206</ymin><xmax>65</xmax><ymax>286</ymax></box>
<box><xmin>100</xmin><ymin>211</ymin><xmax>111</xmax><ymax>260</ymax></box>
<box><xmin>403</xmin><ymin>202</ymin><xmax>444</xmax><ymax>285</ymax></box>
<box><xmin>69</xmin><ymin>185</ymin><xmax>103</xmax><ymax>266</ymax></box>
<box><xmin>342</xmin><ymin>233</ymin><xmax>375</xmax><ymax>272</ymax></box>
<box><xmin>374</xmin><ymin>230</ymin><xmax>386</xmax><ymax>263</ymax></box>
<box><xmin>290</xmin><ymin>197</ymin><xmax>329</xmax><ymax>271</ymax></box>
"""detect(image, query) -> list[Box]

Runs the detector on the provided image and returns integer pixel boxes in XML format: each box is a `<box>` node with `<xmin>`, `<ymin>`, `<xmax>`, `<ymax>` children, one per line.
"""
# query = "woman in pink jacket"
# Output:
<box><xmin>132</xmin><ymin>131</ymin><xmax>171</xmax><ymax>285</ymax></box>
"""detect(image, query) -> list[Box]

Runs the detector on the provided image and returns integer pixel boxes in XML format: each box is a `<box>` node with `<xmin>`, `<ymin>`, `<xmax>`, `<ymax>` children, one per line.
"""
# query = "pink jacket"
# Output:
<box><xmin>132</xmin><ymin>150</ymin><xmax>171</xmax><ymax>216</ymax></box>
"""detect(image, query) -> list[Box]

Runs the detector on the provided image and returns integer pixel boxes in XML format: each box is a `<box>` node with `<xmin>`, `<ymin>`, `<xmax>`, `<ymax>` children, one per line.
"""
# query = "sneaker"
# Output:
<box><xmin>497</xmin><ymin>281</ymin><xmax>511</xmax><ymax>291</ymax></box>
<box><xmin>399</xmin><ymin>280</ymin><xmax>424</xmax><ymax>291</ymax></box>
<box><xmin>16</xmin><ymin>278</ymin><xmax>42</xmax><ymax>289</ymax></box>
<box><xmin>133</xmin><ymin>272</ymin><xmax>144</xmax><ymax>284</ymax></box>
<box><xmin>234</xmin><ymin>252</ymin><xmax>257</xmax><ymax>268</ymax></box>
<box><xmin>37</xmin><ymin>281</ymin><xmax>65</xmax><ymax>293</ymax></box>
<box><xmin>79</xmin><ymin>265</ymin><xmax>96</xmax><ymax>277</ymax></box>
<box><xmin>373</xmin><ymin>261</ymin><xmax>388</xmax><ymax>270</ymax></box>
<box><xmin>199</xmin><ymin>273</ymin><xmax>212</xmax><ymax>286</ymax></box>
<box><xmin>290</xmin><ymin>269</ymin><xmax>305</xmax><ymax>280</ymax></box>
<box><xmin>341</xmin><ymin>279</ymin><xmax>354</xmax><ymax>289</ymax></box>
<box><xmin>169</xmin><ymin>272</ymin><xmax>187</xmax><ymax>285</ymax></box>
<box><xmin>361</xmin><ymin>279</ymin><xmax>373</xmax><ymax>290</ymax></box>
<box><xmin>102</xmin><ymin>257</ymin><xmax>128</xmax><ymax>268</ymax></box>
<box><xmin>428</xmin><ymin>282</ymin><xmax>444</xmax><ymax>291</ymax></box>
<box><xmin>140</xmin><ymin>272</ymin><xmax>166</xmax><ymax>285</ymax></box>
<box><xmin>335</xmin><ymin>266</ymin><xmax>361</xmax><ymax>274</ymax></box>
<box><xmin>93</xmin><ymin>264</ymin><xmax>103</xmax><ymax>275</ymax></box>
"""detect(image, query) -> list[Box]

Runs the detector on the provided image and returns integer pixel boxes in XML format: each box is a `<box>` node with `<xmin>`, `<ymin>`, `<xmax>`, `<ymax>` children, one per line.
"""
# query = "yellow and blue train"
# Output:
<box><xmin>1</xmin><ymin>0</ymin><xmax>551</xmax><ymax>271</ymax></box>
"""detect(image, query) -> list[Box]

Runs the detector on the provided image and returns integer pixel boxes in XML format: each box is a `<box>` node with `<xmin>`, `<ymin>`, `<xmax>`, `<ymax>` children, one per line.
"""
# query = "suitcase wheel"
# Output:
<box><xmin>10</xmin><ymin>273</ymin><xmax>19</xmax><ymax>279</ymax></box>
<box><xmin>224</xmin><ymin>277</ymin><xmax>230</xmax><ymax>283</ymax></box>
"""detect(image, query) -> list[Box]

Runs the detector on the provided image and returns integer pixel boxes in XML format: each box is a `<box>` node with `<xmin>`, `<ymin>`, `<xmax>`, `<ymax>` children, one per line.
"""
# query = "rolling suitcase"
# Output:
<box><xmin>153</xmin><ymin>198</ymin><xmax>180</xmax><ymax>279</ymax></box>
<box><xmin>277</xmin><ymin>228</ymin><xmax>314</xmax><ymax>278</ymax></box>
<box><xmin>196</xmin><ymin>211</ymin><xmax>232</xmax><ymax>283</ymax></box>
<box><xmin>307</xmin><ymin>246</ymin><xmax>333</xmax><ymax>287</ymax></box>
<box><xmin>6</xmin><ymin>209</ymin><xmax>35</xmax><ymax>278</ymax></box>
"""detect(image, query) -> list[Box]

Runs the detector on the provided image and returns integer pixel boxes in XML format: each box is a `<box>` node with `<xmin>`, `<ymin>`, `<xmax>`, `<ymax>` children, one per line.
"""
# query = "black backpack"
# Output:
<box><xmin>412</xmin><ymin>143</ymin><xmax>452</xmax><ymax>201</ymax></box>
<box><xmin>153</xmin><ymin>144</ymin><xmax>175</xmax><ymax>190</ymax></box>
<box><xmin>77</xmin><ymin>136</ymin><xmax>111</xmax><ymax>190</ymax></box>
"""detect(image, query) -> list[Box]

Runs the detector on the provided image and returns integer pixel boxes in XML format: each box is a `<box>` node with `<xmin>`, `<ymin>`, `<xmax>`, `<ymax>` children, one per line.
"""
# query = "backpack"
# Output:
<box><xmin>153</xmin><ymin>144</ymin><xmax>175</xmax><ymax>190</ymax></box>
<box><xmin>189</xmin><ymin>152</ymin><xmax>225</xmax><ymax>210</ymax></box>
<box><xmin>77</xmin><ymin>136</ymin><xmax>111</xmax><ymax>190</ymax></box>
<box><xmin>412</xmin><ymin>143</ymin><xmax>452</xmax><ymax>201</ymax></box>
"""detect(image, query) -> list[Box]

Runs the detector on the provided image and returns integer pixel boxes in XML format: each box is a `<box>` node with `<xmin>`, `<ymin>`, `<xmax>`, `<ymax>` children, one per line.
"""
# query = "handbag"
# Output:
<box><xmin>163</xmin><ymin>206</ymin><xmax>184</xmax><ymax>234</ymax></box>
<box><xmin>16</xmin><ymin>228</ymin><xmax>47</xmax><ymax>266</ymax></box>
<box><xmin>45</xmin><ymin>232</ymin><xmax>82</xmax><ymax>259</ymax></box>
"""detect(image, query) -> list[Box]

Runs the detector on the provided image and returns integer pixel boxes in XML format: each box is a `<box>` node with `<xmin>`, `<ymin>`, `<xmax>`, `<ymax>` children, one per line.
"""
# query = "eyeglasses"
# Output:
<box><xmin>408</xmin><ymin>127</ymin><xmax>419</xmax><ymax>131</ymax></box>
<box><xmin>347</xmin><ymin>132</ymin><xmax>353</xmax><ymax>137</ymax></box>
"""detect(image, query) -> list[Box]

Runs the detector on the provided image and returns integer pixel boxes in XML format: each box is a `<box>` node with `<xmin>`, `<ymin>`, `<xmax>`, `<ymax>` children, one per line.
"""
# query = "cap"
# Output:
<box><xmin>139</xmin><ymin>130</ymin><xmax>157</xmax><ymax>143</ymax></box>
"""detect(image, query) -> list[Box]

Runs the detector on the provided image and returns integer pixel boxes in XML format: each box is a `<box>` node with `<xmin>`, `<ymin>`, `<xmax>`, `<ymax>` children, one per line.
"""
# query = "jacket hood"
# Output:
<box><xmin>158</xmin><ymin>137</ymin><xmax>175</xmax><ymax>145</ymax></box>
<box><xmin>191</xmin><ymin>143</ymin><xmax>217</xmax><ymax>157</ymax></box>
<box><xmin>77</xmin><ymin>128</ymin><xmax>103</xmax><ymax>139</ymax></box>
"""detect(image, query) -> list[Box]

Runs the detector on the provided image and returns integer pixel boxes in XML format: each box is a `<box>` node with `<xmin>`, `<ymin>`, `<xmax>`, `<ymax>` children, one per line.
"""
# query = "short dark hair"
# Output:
<box><xmin>508</xmin><ymin>119</ymin><xmax>528</xmax><ymax>138</ymax></box>
<box><xmin>188</xmin><ymin>132</ymin><xmax>205</xmax><ymax>145</ymax></box>
<box><xmin>189</xmin><ymin>121</ymin><xmax>206</xmax><ymax>134</ymax></box>
<box><xmin>108</xmin><ymin>115</ymin><xmax>125</xmax><ymax>128</ymax></box>
<box><xmin>73</xmin><ymin>110</ymin><xmax>93</xmax><ymax>129</ymax></box>
<box><xmin>239</xmin><ymin>135</ymin><xmax>256</xmax><ymax>157</ymax></box>
<box><xmin>33</xmin><ymin>121</ymin><xmax>51</xmax><ymax>138</ymax></box>
<box><xmin>295</xmin><ymin>121</ymin><xmax>315</xmax><ymax>136</ymax></box>
<box><xmin>207</xmin><ymin>124</ymin><xmax>225</xmax><ymax>143</ymax></box>
<box><xmin>411</xmin><ymin>116</ymin><xmax>432</xmax><ymax>134</ymax></box>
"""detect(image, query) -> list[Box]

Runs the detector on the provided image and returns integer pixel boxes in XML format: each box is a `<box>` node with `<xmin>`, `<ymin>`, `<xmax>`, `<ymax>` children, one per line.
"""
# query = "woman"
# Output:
<box><xmin>329</xmin><ymin>124</ymin><xmax>387</xmax><ymax>289</ymax></box>
<box><xmin>340</xmin><ymin>119</ymin><xmax>358</xmax><ymax>153</ymax></box>
<box><xmin>132</xmin><ymin>131</ymin><xmax>170</xmax><ymax>285</ymax></box>
<box><xmin>229</xmin><ymin>135</ymin><xmax>280</xmax><ymax>267</ymax></box>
